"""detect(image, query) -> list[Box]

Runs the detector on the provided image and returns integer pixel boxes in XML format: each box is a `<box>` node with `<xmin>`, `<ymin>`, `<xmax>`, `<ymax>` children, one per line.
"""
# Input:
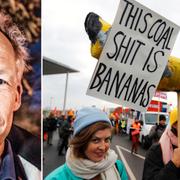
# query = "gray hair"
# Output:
<box><xmin>0</xmin><ymin>10</ymin><xmax>29</xmax><ymax>82</ymax></box>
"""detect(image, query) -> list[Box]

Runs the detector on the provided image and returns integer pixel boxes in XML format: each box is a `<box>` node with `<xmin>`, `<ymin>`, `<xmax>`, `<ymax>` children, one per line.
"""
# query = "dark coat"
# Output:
<box><xmin>7</xmin><ymin>124</ymin><xmax>41</xmax><ymax>170</ymax></box>
<box><xmin>149</xmin><ymin>124</ymin><xmax>166</xmax><ymax>143</ymax></box>
<box><xmin>47</xmin><ymin>117</ymin><xmax>57</xmax><ymax>131</ymax></box>
<box><xmin>142</xmin><ymin>143</ymin><xmax>180</xmax><ymax>180</ymax></box>
<box><xmin>0</xmin><ymin>140</ymin><xmax>28</xmax><ymax>180</ymax></box>
<box><xmin>59</xmin><ymin>120</ymin><xmax>72</xmax><ymax>138</ymax></box>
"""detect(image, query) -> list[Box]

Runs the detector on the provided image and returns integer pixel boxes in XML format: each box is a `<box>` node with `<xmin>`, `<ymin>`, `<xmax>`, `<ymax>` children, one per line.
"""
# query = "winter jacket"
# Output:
<box><xmin>142</xmin><ymin>143</ymin><xmax>180</xmax><ymax>180</ymax></box>
<box><xmin>148</xmin><ymin>124</ymin><xmax>166</xmax><ymax>143</ymax></box>
<box><xmin>45</xmin><ymin>160</ymin><xmax>128</xmax><ymax>180</ymax></box>
<box><xmin>59</xmin><ymin>120</ymin><xmax>72</xmax><ymax>138</ymax></box>
<box><xmin>47</xmin><ymin>117</ymin><xmax>57</xmax><ymax>131</ymax></box>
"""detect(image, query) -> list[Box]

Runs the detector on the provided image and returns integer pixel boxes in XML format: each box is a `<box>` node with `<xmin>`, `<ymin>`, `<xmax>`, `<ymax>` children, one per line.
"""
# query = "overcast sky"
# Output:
<box><xmin>43</xmin><ymin>0</ymin><xmax>180</xmax><ymax>111</ymax></box>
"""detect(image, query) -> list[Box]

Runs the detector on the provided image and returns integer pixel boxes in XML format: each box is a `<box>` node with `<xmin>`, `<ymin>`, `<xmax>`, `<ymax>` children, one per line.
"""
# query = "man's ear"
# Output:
<box><xmin>13</xmin><ymin>84</ymin><xmax>22</xmax><ymax>111</ymax></box>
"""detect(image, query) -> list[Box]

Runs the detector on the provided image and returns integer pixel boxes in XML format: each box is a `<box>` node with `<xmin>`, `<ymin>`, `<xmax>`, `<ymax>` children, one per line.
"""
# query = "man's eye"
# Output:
<box><xmin>0</xmin><ymin>79</ymin><xmax>8</xmax><ymax>85</ymax></box>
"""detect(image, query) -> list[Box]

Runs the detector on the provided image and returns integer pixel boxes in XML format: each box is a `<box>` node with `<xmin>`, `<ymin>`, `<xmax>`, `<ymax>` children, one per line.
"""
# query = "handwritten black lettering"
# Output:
<box><xmin>90</xmin><ymin>63</ymin><xmax>107</xmax><ymax>89</ymax></box>
<box><xmin>97</xmin><ymin>67</ymin><xmax>112</xmax><ymax>94</ymax></box>
<box><xmin>108</xmin><ymin>71</ymin><xmax>126</xmax><ymax>97</ymax></box>
<box><xmin>117</xmin><ymin>74</ymin><xmax>132</xmax><ymax>99</ymax></box>
<box><xmin>119</xmin><ymin>0</ymin><xmax>133</xmax><ymax>25</ymax></box>
<box><xmin>106</xmin><ymin>31</ymin><xmax>145</xmax><ymax>65</ymax></box>
<box><xmin>90</xmin><ymin>64</ymin><xmax>156</xmax><ymax>108</ymax></box>
<box><xmin>139</xmin><ymin>13</ymin><xmax>152</xmax><ymax>33</ymax></box>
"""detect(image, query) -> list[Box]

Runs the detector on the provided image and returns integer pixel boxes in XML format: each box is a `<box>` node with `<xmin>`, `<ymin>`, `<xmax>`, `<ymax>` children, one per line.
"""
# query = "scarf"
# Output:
<box><xmin>66</xmin><ymin>147</ymin><xmax>121</xmax><ymax>180</ymax></box>
<box><xmin>159</xmin><ymin>128</ymin><xmax>178</xmax><ymax>165</ymax></box>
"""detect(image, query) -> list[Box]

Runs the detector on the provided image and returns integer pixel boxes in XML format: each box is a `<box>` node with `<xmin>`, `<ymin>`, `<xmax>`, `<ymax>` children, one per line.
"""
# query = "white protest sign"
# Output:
<box><xmin>87</xmin><ymin>0</ymin><xmax>180</xmax><ymax>112</ymax></box>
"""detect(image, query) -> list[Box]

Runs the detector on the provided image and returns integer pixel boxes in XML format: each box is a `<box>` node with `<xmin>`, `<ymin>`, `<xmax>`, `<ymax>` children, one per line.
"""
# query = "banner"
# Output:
<box><xmin>87</xmin><ymin>0</ymin><xmax>179</xmax><ymax>112</ymax></box>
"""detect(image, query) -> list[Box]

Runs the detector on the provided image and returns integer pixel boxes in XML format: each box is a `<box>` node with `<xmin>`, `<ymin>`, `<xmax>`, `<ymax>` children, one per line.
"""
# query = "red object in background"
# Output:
<box><xmin>44</xmin><ymin>132</ymin><xmax>48</xmax><ymax>141</ymax></box>
<box><xmin>147</xmin><ymin>100</ymin><xmax>162</xmax><ymax>112</ymax></box>
<box><xmin>113</xmin><ymin>106</ymin><xmax>130</xmax><ymax>117</ymax></box>
<box><xmin>114</xmin><ymin>106</ymin><xmax>123</xmax><ymax>114</ymax></box>
<box><xmin>113</xmin><ymin>106</ymin><xmax>122</xmax><ymax>118</ymax></box>
<box><xmin>124</xmin><ymin>108</ymin><xmax>130</xmax><ymax>113</ymax></box>
<box><xmin>113</xmin><ymin>106</ymin><xmax>130</xmax><ymax>120</ymax></box>
<box><xmin>131</xmin><ymin>129</ymin><xmax>140</xmax><ymax>136</ymax></box>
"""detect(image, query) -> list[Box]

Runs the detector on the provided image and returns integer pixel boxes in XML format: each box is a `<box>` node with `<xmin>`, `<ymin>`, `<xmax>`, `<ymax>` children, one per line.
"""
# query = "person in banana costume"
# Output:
<box><xmin>85</xmin><ymin>12</ymin><xmax>180</xmax><ymax>92</ymax></box>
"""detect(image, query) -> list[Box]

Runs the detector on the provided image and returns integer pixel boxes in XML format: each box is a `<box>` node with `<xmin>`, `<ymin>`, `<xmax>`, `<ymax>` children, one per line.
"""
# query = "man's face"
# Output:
<box><xmin>160</xmin><ymin>119</ymin><xmax>166</xmax><ymax>126</ymax></box>
<box><xmin>0</xmin><ymin>32</ymin><xmax>21</xmax><ymax>144</ymax></box>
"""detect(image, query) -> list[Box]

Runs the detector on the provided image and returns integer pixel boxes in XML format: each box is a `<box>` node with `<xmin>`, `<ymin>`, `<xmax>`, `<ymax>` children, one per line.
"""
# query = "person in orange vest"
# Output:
<box><xmin>131</xmin><ymin>117</ymin><xmax>141</xmax><ymax>154</ymax></box>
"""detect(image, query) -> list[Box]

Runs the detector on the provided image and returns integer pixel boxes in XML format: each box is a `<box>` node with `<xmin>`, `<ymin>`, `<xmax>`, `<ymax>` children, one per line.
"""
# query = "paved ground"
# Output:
<box><xmin>43</xmin><ymin>130</ymin><xmax>147</xmax><ymax>179</ymax></box>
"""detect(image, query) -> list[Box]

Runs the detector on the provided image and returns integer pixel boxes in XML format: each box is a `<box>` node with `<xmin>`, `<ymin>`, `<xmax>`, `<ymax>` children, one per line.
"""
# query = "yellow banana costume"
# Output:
<box><xmin>84</xmin><ymin>12</ymin><xmax>180</xmax><ymax>92</ymax></box>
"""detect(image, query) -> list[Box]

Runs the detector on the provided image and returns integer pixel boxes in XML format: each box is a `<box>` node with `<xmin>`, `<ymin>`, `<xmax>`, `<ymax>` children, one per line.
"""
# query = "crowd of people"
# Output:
<box><xmin>45</xmin><ymin>107</ymin><xmax>128</xmax><ymax>180</ymax></box>
<box><xmin>43</xmin><ymin>106</ymin><xmax>180</xmax><ymax>180</ymax></box>
<box><xmin>43</xmin><ymin>109</ymin><xmax>130</xmax><ymax>155</ymax></box>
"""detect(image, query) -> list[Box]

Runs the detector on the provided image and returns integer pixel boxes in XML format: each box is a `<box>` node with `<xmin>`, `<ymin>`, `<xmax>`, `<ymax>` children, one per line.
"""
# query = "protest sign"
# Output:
<box><xmin>87</xmin><ymin>0</ymin><xmax>180</xmax><ymax>112</ymax></box>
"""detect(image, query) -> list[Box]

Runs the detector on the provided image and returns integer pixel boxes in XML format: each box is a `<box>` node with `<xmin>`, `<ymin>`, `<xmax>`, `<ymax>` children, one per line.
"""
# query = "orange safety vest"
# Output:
<box><xmin>131</xmin><ymin>122</ymin><xmax>141</xmax><ymax>136</ymax></box>
<box><xmin>132</xmin><ymin>122</ymin><xmax>141</xmax><ymax>130</ymax></box>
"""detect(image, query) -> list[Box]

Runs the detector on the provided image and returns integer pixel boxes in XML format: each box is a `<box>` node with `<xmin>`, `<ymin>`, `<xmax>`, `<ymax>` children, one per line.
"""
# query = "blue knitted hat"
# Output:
<box><xmin>73</xmin><ymin>107</ymin><xmax>111</xmax><ymax>136</ymax></box>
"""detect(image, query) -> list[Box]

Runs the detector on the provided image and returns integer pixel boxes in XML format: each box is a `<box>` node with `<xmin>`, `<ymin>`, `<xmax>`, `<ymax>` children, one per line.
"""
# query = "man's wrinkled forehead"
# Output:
<box><xmin>0</xmin><ymin>31</ymin><xmax>16</xmax><ymax>58</ymax></box>
<box><xmin>0</xmin><ymin>14</ymin><xmax>26</xmax><ymax>83</ymax></box>
<box><xmin>0</xmin><ymin>31</ymin><xmax>18</xmax><ymax>82</ymax></box>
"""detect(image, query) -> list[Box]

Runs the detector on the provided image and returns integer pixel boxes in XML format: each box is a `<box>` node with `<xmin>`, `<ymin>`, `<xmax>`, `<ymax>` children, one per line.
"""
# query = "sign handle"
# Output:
<box><xmin>178</xmin><ymin>92</ymin><xmax>180</xmax><ymax>147</ymax></box>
